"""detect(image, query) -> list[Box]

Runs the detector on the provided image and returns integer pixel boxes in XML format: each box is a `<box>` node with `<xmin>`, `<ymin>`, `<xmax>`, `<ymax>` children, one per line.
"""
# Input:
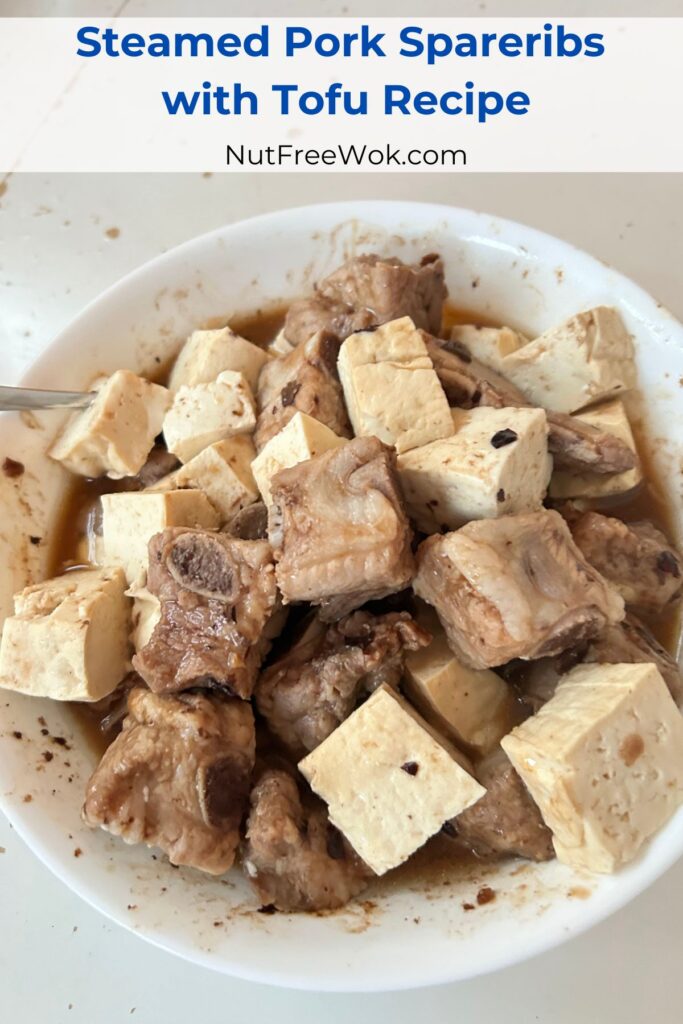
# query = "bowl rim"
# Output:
<box><xmin>15</xmin><ymin>199</ymin><xmax>683</xmax><ymax>392</ymax></box>
<box><xmin>2</xmin><ymin>198</ymin><xmax>683</xmax><ymax>992</ymax></box>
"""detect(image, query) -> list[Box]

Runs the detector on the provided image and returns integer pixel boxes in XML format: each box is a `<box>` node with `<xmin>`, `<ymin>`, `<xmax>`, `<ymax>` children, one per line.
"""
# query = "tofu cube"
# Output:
<box><xmin>404</xmin><ymin>627</ymin><xmax>518</xmax><ymax>755</ymax></box>
<box><xmin>101</xmin><ymin>490</ymin><xmax>219</xmax><ymax>584</ymax></box>
<box><xmin>0</xmin><ymin>567</ymin><xmax>131</xmax><ymax>701</ymax></box>
<box><xmin>126</xmin><ymin>582</ymin><xmax>162</xmax><ymax>652</ymax></box>
<box><xmin>49</xmin><ymin>370</ymin><xmax>171</xmax><ymax>479</ymax></box>
<box><xmin>498</xmin><ymin>307</ymin><xmax>636</xmax><ymax>414</ymax></box>
<box><xmin>163</xmin><ymin>370</ymin><xmax>256</xmax><ymax>463</ymax></box>
<box><xmin>251</xmin><ymin>411</ymin><xmax>346</xmax><ymax>506</ymax></box>
<box><xmin>168</xmin><ymin>326</ymin><xmax>269</xmax><ymax>393</ymax></box>
<box><xmin>451</xmin><ymin>324</ymin><xmax>527</xmax><ymax>370</ymax></box>
<box><xmin>549</xmin><ymin>399</ymin><xmax>642</xmax><ymax>500</ymax></box>
<box><xmin>147</xmin><ymin>437</ymin><xmax>258</xmax><ymax>521</ymax></box>
<box><xmin>398</xmin><ymin>406</ymin><xmax>552</xmax><ymax>533</ymax></box>
<box><xmin>338</xmin><ymin>316</ymin><xmax>453</xmax><ymax>454</ymax></box>
<box><xmin>267</xmin><ymin>327</ymin><xmax>296</xmax><ymax>358</ymax></box>
<box><xmin>299</xmin><ymin>684</ymin><xmax>485</xmax><ymax>875</ymax></box>
<box><xmin>502</xmin><ymin>662</ymin><xmax>683</xmax><ymax>873</ymax></box>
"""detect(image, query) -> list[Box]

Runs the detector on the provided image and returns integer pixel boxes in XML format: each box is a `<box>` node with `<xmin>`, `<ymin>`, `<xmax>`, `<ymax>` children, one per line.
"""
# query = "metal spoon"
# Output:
<box><xmin>0</xmin><ymin>386</ymin><xmax>96</xmax><ymax>412</ymax></box>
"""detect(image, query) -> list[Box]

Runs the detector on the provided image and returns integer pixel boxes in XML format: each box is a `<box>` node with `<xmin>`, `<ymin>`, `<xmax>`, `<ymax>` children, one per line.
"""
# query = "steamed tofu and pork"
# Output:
<box><xmin>1</xmin><ymin>250</ymin><xmax>682</xmax><ymax>911</ymax></box>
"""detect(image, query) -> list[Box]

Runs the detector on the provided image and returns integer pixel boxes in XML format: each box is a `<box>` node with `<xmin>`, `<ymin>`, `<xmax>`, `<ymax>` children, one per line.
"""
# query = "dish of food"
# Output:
<box><xmin>1</xmin><ymin>202</ymin><xmax>682</xmax><ymax>991</ymax></box>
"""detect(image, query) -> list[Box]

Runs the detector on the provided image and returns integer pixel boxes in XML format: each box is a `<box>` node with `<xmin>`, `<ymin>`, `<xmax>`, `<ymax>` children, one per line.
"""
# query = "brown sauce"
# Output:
<box><xmin>48</xmin><ymin>475</ymin><xmax>127</xmax><ymax>578</ymax></box>
<box><xmin>73</xmin><ymin>700</ymin><xmax>119</xmax><ymax>759</ymax></box>
<box><xmin>50</xmin><ymin>300</ymin><xmax>681</xmax><ymax>847</ymax></box>
<box><xmin>441</xmin><ymin>304</ymin><xmax>502</xmax><ymax>332</ymax></box>
<box><xmin>373</xmin><ymin>832</ymin><xmax>482</xmax><ymax>896</ymax></box>
<box><xmin>230</xmin><ymin>304</ymin><xmax>287</xmax><ymax>347</ymax></box>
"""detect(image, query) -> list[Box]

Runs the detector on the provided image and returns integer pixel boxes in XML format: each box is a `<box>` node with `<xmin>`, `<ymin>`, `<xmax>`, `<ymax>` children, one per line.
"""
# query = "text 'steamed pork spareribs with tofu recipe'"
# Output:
<box><xmin>2</xmin><ymin>251</ymin><xmax>683</xmax><ymax>913</ymax></box>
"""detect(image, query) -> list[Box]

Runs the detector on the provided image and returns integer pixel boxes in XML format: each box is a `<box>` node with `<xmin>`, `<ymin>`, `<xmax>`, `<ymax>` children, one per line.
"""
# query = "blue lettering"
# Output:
<box><xmin>76</xmin><ymin>26</ymin><xmax>101</xmax><ymax>56</ymax></box>
<box><xmin>161</xmin><ymin>90</ymin><xmax>200</xmax><ymax>115</ymax></box>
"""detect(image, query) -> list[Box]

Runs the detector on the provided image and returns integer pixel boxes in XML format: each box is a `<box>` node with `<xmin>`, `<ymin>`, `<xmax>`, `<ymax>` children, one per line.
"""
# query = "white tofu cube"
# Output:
<box><xmin>49</xmin><ymin>370</ymin><xmax>171</xmax><ymax>479</ymax></box>
<box><xmin>498</xmin><ymin>307</ymin><xmax>636</xmax><ymax>414</ymax></box>
<box><xmin>101</xmin><ymin>489</ymin><xmax>219</xmax><ymax>584</ymax></box>
<box><xmin>337</xmin><ymin>316</ymin><xmax>453</xmax><ymax>454</ymax></box>
<box><xmin>397</xmin><ymin>406</ymin><xmax>552</xmax><ymax>533</ymax></box>
<box><xmin>147</xmin><ymin>437</ymin><xmax>258</xmax><ymax>521</ymax></box>
<box><xmin>404</xmin><ymin>627</ymin><xmax>518</xmax><ymax>755</ymax></box>
<box><xmin>267</xmin><ymin>327</ymin><xmax>296</xmax><ymax>358</ymax></box>
<box><xmin>0</xmin><ymin>567</ymin><xmax>131</xmax><ymax>701</ymax></box>
<box><xmin>126</xmin><ymin>582</ymin><xmax>161</xmax><ymax>652</ymax></box>
<box><xmin>549</xmin><ymin>399</ymin><xmax>642</xmax><ymax>499</ymax></box>
<box><xmin>502</xmin><ymin>662</ymin><xmax>683</xmax><ymax>873</ymax></box>
<box><xmin>299</xmin><ymin>684</ymin><xmax>485</xmax><ymax>875</ymax></box>
<box><xmin>163</xmin><ymin>370</ymin><xmax>256</xmax><ymax>463</ymax></box>
<box><xmin>168</xmin><ymin>326</ymin><xmax>269</xmax><ymax>394</ymax></box>
<box><xmin>451</xmin><ymin>324</ymin><xmax>527</xmax><ymax>370</ymax></box>
<box><xmin>251</xmin><ymin>412</ymin><xmax>346</xmax><ymax>506</ymax></box>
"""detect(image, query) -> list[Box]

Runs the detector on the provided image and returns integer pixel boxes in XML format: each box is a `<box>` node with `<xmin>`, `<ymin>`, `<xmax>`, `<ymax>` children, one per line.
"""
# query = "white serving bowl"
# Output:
<box><xmin>1</xmin><ymin>201</ymin><xmax>682</xmax><ymax>993</ymax></box>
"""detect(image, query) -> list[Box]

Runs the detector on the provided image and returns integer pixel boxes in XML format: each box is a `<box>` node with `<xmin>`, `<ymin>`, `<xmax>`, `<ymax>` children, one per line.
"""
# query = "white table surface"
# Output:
<box><xmin>1</xmin><ymin>172</ymin><xmax>683</xmax><ymax>1021</ymax></box>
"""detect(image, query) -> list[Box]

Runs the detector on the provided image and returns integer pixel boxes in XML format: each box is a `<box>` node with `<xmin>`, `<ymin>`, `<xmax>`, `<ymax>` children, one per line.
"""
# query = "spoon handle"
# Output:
<box><xmin>0</xmin><ymin>386</ymin><xmax>96</xmax><ymax>412</ymax></box>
